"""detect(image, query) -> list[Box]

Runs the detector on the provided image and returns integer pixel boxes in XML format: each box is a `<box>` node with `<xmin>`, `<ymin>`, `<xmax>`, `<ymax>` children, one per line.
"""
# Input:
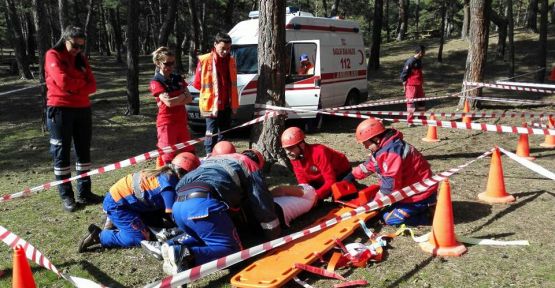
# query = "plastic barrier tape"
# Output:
<box><xmin>498</xmin><ymin>147</ymin><xmax>555</xmax><ymax>181</ymax></box>
<box><xmin>464</xmin><ymin>81</ymin><xmax>555</xmax><ymax>94</ymax></box>
<box><xmin>0</xmin><ymin>112</ymin><xmax>279</xmax><ymax>203</ymax></box>
<box><xmin>0</xmin><ymin>83</ymin><xmax>44</xmax><ymax>97</ymax></box>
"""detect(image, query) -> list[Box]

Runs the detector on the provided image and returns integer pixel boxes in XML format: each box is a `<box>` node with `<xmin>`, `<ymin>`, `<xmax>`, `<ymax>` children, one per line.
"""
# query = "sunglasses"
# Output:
<box><xmin>162</xmin><ymin>61</ymin><xmax>175</xmax><ymax>66</ymax></box>
<box><xmin>69</xmin><ymin>41</ymin><xmax>85</xmax><ymax>50</ymax></box>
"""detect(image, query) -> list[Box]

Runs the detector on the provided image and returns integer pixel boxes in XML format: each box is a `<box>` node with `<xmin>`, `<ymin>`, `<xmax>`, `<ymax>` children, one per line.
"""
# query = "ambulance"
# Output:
<box><xmin>186</xmin><ymin>7</ymin><xmax>368</xmax><ymax>132</ymax></box>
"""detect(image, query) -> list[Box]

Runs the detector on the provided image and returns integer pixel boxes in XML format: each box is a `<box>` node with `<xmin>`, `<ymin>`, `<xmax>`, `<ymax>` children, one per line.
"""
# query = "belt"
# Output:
<box><xmin>176</xmin><ymin>182</ymin><xmax>216</xmax><ymax>202</ymax></box>
<box><xmin>184</xmin><ymin>191</ymin><xmax>210</xmax><ymax>200</ymax></box>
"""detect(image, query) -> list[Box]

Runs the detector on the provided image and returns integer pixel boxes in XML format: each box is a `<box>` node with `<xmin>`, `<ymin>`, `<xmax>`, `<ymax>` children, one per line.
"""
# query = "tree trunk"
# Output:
<box><xmin>174</xmin><ymin>10</ymin><xmax>185</xmax><ymax>74</ymax></box>
<box><xmin>369</xmin><ymin>0</ymin><xmax>383</xmax><ymax>70</ymax></box>
<box><xmin>550</xmin><ymin>2</ymin><xmax>555</xmax><ymax>24</ymax></box>
<box><xmin>187</xmin><ymin>0</ymin><xmax>201</xmax><ymax>70</ymax></box>
<box><xmin>84</xmin><ymin>0</ymin><xmax>95</xmax><ymax>56</ymax></box>
<box><xmin>25</xmin><ymin>12</ymin><xmax>37</xmax><ymax>60</ymax></box>
<box><xmin>46</xmin><ymin>0</ymin><xmax>61</xmax><ymax>45</ymax></box>
<box><xmin>251</xmin><ymin>0</ymin><xmax>288</xmax><ymax>168</ymax></box>
<box><xmin>199</xmin><ymin>1</ymin><xmax>206</xmax><ymax>52</ymax></box>
<box><xmin>98</xmin><ymin>4</ymin><xmax>111</xmax><ymax>56</ymax></box>
<box><xmin>490</xmin><ymin>9</ymin><xmax>507</xmax><ymax>60</ymax></box>
<box><xmin>330</xmin><ymin>0</ymin><xmax>340</xmax><ymax>17</ymax></box>
<box><xmin>415</xmin><ymin>0</ymin><xmax>420</xmax><ymax>39</ymax></box>
<box><xmin>385</xmin><ymin>0</ymin><xmax>390</xmax><ymax>42</ymax></box>
<box><xmin>109</xmin><ymin>6</ymin><xmax>123</xmax><ymax>63</ymax></box>
<box><xmin>5</xmin><ymin>0</ymin><xmax>33</xmax><ymax>79</ymax></box>
<box><xmin>460</xmin><ymin>0</ymin><xmax>491</xmax><ymax>109</ymax></box>
<box><xmin>438</xmin><ymin>0</ymin><xmax>447</xmax><ymax>62</ymax></box>
<box><xmin>321</xmin><ymin>0</ymin><xmax>328</xmax><ymax>17</ymax></box>
<box><xmin>73</xmin><ymin>0</ymin><xmax>82</xmax><ymax>27</ymax></box>
<box><xmin>158</xmin><ymin>0</ymin><xmax>177</xmax><ymax>46</ymax></box>
<box><xmin>32</xmin><ymin>0</ymin><xmax>51</xmax><ymax>131</ymax></box>
<box><xmin>525</xmin><ymin>0</ymin><xmax>538</xmax><ymax>32</ymax></box>
<box><xmin>147</xmin><ymin>0</ymin><xmax>161</xmax><ymax>47</ymax></box>
<box><xmin>507</xmin><ymin>0</ymin><xmax>515</xmax><ymax>77</ymax></box>
<box><xmin>58</xmin><ymin>0</ymin><xmax>69</xmax><ymax>30</ymax></box>
<box><xmin>126</xmin><ymin>0</ymin><xmax>140</xmax><ymax>115</ymax></box>
<box><xmin>224</xmin><ymin>0</ymin><xmax>236</xmax><ymax>31</ymax></box>
<box><xmin>462</xmin><ymin>0</ymin><xmax>470</xmax><ymax>39</ymax></box>
<box><xmin>535</xmin><ymin>0</ymin><xmax>547</xmax><ymax>82</ymax></box>
<box><xmin>396</xmin><ymin>0</ymin><xmax>408</xmax><ymax>41</ymax></box>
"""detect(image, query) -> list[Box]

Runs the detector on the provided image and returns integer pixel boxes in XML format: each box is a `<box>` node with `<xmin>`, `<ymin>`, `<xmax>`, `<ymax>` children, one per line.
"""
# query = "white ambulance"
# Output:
<box><xmin>186</xmin><ymin>7</ymin><xmax>368</xmax><ymax>132</ymax></box>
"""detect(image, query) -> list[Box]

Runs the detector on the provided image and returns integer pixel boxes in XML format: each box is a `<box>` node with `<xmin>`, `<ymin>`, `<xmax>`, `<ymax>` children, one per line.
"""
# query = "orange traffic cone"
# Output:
<box><xmin>12</xmin><ymin>246</ymin><xmax>36</xmax><ymax>288</ymax></box>
<box><xmin>419</xmin><ymin>179</ymin><xmax>467</xmax><ymax>257</ymax></box>
<box><xmin>540</xmin><ymin>116</ymin><xmax>555</xmax><ymax>148</ymax></box>
<box><xmin>462</xmin><ymin>99</ymin><xmax>472</xmax><ymax>124</ymax></box>
<box><xmin>422</xmin><ymin>115</ymin><xmax>440</xmax><ymax>142</ymax></box>
<box><xmin>478</xmin><ymin>147</ymin><xmax>515</xmax><ymax>204</ymax></box>
<box><xmin>515</xmin><ymin>123</ymin><xmax>535</xmax><ymax>160</ymax></box>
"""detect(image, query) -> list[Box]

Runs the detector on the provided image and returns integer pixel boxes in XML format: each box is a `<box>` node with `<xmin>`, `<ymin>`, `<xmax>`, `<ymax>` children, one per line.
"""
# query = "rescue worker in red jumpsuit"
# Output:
<box><xmin>77</xmin><ymin>152</ymin><xmax>200</xmax><ymax>252</ymax></box>
<box><xmin>343</xmin><ymin>118</ymin><xmax>437</xmax><ymax>226</ymax></box>
<box><xmin>400</xmin><ymin>45</ymin><xmax>426</xmax><ymax>124</ymax></box>
<box><xmin>281</xmin><ymin>127</ymin><xmax>352</xmax><ymax>200</ymax></box>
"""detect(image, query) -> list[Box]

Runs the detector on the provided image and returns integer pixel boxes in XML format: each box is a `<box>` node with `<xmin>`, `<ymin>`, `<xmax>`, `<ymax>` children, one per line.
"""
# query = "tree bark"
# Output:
<box><xmin>158</xmin><ymin>0</ymin><xmax>177</xmax><ymax>46</ymax></box>
<box><xmin>369</xmin><ymin>0</ymin><xmax>383</xmax><ymax>70</ymax></box>
<box><xmin>46</xmin><ymin>0</ymin><xmax>61</xmax><ymax>45</ymax></box>
<box><xmin>58</xmin><ymin>0</ymin><xmax>69</xmax><ymax>30</ymax></box>
<box><xmin>126</xmin><ymin>0</ymin><xmax>140</xmax><ymax>115</ymax></box>
<box><xmin>461</xmin><ymin>0</ymin><xmax>470</xmax><ymax>39</ymax></box>
<box><xmin>438</xmin><ymin>0</ymin><xmax>447</xmax><ymax>62</ymax></box>
<box><xmin>396</xmin><ymin>0</ymin><xmax>408</xmax><ymax>41</ymax></box>
<box><xmin>98</xmin><ymin>4</ymin><xmax>111</xmax><ymax>56</ymax></box>
<box><xmin>330</xmin><ymin>0</ymin><xmax>340</xmax><ymax>17</ymax></box>
<box><xmin>5</xmin><ymin>0</ymin><xmax>33</xmax><ymax>79</ymax></box>
<box><xmin>415</xmin><ymin>0</ymin><xmax>420</xmax><ymax>39</ymax></box>
<box><xmin>507</xmin><ymin>0</ymin><xmax>515</xmax><ymax>77</ymax></box>
<box><xmin>251</xmin><ymin>0</ymin><xmax>288</xmax><ymax>168</ymax></box>
<box><xmin>460</xmin><ymin>0</ymin><xmax>491</xmax><ymax>109</ymax></box>
<box><xmin>535</xmin><ymin>0</ymin><xmax>547</xmax><ymax>82</ymax></box>
<box><xmin>525</xmin><ymin>0</ymin><xmax>538</xmax><ymax>32</ymax></box>
<box><xmin>25</xmin><ymin>12</ymin><xmax>37</xmax><ymax>60</ymax></box>
<box><xmin>321</xmin><ymin>0</ymin><xmax>328</xmax><ymax>17</ymax></box>
<box><xmin>186</xmin><ymin>0</ymin><xmax>201</xmax><ymax>71</ymax></box>
<box><xmin>109</xmin><ymin>6</ymin><xmax>123</xmax><ymax>63</ymax></box>
<box><xmin>32</xmin><ymin>0</ymin><xmax>51</xmax><ymax>130</ymax></box>
<box><xmin>174</xmin><ymin>9</ymin><xmax>185</xmax><ymax>74</ymax></box>
<box><xmin>490</xmin><ymin>8</ymin><xmax>507</xmax><ymax>59</ymax></box>
<box><xmin>72</xmin><ymin>0</ymin><xmax>82</xmax><ymax>27</ymax></box>
<box><xmin>385</xmin><ymin>0</ymin><xmax>390</xmax><ymax>42</ymax></box>
<box><xmin>224</xmin><ymin>0</ymin><xmax>236</xmax><ymax>31</ymax></box>
<box><xmin>84</xmin><ymin>0</ymin><xmax>95</xmax><ymax>56</ymax></box>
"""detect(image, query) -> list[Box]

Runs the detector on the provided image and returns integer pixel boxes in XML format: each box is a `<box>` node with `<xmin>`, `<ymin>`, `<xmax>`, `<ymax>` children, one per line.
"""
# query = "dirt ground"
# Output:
<box><xmin>0</xmin><ymin>29</ymin><xmax>554</xmax><ymax>287</ymax></box>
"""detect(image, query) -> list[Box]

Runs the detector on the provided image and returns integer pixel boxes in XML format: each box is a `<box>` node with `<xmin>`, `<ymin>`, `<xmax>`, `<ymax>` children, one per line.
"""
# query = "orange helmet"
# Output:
<box><xmin>171</xmin><ymin>152</ymin><xmax>200</xmax><ymax>174</ymax></box>
<box><xmin>281</xmin><ymin>127</ymin><xmax>305</xmax><ymax>148</ymax></box>
<box><xmin>212</xmin><ymin>141</ymin><xmax>236</xmax><ymax>156</ymax></box>
<box><xmin>355</xmin><ymin>118</ymin><xmax>385</xmax><ymax>143</ymax></box>
<box><xmin>242</xmin><ymin>149</ymin><xmax>265</xmax><ymax>169</ymax></box>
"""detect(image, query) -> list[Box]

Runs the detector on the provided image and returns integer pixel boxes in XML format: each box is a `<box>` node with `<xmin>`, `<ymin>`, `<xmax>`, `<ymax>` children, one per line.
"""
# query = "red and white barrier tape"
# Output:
<box><xmin>463</xmin><ymin>95</ymin><xmax>549</xmax><ymax>105</ymax></box>
<box><xmin>259</xmin><ymin>105</ymin><xmax>555</xmax><ymax>136</ymax></box>
<box><xmin>495</xmin><ymin>80</ymin><xmax>555</xmax><ymax>90</ymax></box>
<box><xmin>143</xmin><ymin>149</ymin><xmax>493</xmax><ymax>288</ymax></box>
<box><xmin>1</xmin><ymin>112</ymin><xmax>279</xmax><ymax>203</ymax></box>
<box><xmin>498</xmin><ymin>147</ymin><xmax>555</xmax><ymax>181</ymax></box>
<box><xmin>320</xmin><ymin>110</ymin><xmax>555</xmax><ymax>120</ymax></box>
<box><xmin>0</xmin><ymin>225</ymin><xmax>105</xmax><ymax>287</ymax></box>
<box><xmin>0</xmin><ymin>83</ymin><xmax>45</xmax><ymax>97</ymax></box>
<box><xmin>464</xmin><ymin>81</ymin><xmax>555</xmax><ymax>94</ymax></box>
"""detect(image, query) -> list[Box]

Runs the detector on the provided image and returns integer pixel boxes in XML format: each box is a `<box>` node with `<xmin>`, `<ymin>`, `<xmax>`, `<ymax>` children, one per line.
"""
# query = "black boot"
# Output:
<box><xmin>62</xmin><ymin>198</ymin><xmax>77</xmax><ymax>212</ymax></box>
<box><xmin>78</xmin><ymin>224</ymin><xmax>102</xmax><ymax>253</ymax></box>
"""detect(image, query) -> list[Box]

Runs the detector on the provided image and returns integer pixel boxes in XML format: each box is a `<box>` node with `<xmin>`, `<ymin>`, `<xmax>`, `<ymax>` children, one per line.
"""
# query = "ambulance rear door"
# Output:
<box><xmin>284</xmin><ymin>40</ymin><xmax>321</xmax><ymax>119</ymax></box>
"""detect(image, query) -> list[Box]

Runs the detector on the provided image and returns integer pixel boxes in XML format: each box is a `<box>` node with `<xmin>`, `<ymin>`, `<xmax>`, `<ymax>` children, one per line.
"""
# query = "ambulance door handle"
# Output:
<box><xmin>314</xmin><ymin>79</ymin><xmax>321</xmax><ymax>87</ymax></box>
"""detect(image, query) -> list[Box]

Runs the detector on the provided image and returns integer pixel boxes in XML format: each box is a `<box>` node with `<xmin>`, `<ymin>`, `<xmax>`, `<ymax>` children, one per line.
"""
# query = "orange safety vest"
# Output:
<box><xmin>198</xmin><ymin>52</ymin><xmax>239</xmax><ymax>116</ymax></box>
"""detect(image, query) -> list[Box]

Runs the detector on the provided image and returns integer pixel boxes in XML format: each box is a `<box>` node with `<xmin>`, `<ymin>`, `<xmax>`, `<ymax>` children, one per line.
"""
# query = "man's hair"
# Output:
<box><xmin>214</xmin><ymin>32</ymin><xmax>232</xmax><ymax>44</ymax></box>
<box><xmin>415</xmin><ymin>45</ymin><xmax>426</xmax><ymax>54</ymax></box>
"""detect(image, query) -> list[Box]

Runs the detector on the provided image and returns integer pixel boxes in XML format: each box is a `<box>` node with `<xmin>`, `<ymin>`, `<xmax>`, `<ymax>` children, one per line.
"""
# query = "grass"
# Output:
<box><xmin>1</xmin><ymin>27</ymin><xmax>555</xmax><ymax>287</ymax></box>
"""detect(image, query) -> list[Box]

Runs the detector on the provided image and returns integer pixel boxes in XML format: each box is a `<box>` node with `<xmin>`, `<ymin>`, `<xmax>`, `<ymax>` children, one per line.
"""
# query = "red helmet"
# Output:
<box><xmin>212</xmin><ymin>141</ymin><xmax>236</xmax><ymax>156</ymax></box>
<box><xmin>171</xmin><ymin>152</ymin><xmax>200</xmax><ymax>173</ymax></box>
<box><xmin>355</xmin><ymin>118</ymin><xmax>385</xmax><ymax>143</ymax></box>
<box><xmin>281</xmin><ymin>127</ymin><xmax>305</xmax><ymax>148</ymax></box>
<box><xmin>242</xmin><ymin>149</ymin><xmax>265</xmax><ymax>169</ymax></box>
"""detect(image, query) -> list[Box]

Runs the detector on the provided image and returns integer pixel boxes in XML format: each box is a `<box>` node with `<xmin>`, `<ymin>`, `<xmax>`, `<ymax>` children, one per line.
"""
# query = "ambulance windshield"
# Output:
<box><xmin>231</xmin><ymin>45</ymin><xmax>258</xmax><ymax>74</ymax></box>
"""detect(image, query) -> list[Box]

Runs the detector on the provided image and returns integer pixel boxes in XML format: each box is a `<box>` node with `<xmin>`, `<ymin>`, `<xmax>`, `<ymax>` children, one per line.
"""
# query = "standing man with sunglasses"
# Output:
<box><xmin>192</xmin><ymin>33</ymin><xmax>239</xmax><ymax>156</ymax></box>
<box><xmin>45</xmin><ymin>26</ymin><xmax>102</xmax><ymax>212</ymax></box>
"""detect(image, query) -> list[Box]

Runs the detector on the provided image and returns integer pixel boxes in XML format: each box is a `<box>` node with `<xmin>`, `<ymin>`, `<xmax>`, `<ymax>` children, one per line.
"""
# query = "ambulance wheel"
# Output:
<box><xmin>345</xmin><ymin>90</ymin><xmax>360</xmax><ymax>106</ymax></box>
<box><xmin>304</xmin><ymin>103</ymin><xmax>323</xmax><ymax>133</ymax></box>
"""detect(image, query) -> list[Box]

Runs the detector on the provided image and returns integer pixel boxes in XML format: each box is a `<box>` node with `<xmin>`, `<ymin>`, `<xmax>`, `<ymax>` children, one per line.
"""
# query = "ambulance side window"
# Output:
<box><xmin>286</xmin><ymin>43</ymin><xmax>317</xmax><ymax>84</ymax></box>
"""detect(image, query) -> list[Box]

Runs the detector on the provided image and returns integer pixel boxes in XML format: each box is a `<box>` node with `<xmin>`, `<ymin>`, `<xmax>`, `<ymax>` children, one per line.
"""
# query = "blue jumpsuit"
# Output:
<box><xmin>100</xmin><ymin>171</ymin><xmax>177</xmax><ymax>248</ymax></box>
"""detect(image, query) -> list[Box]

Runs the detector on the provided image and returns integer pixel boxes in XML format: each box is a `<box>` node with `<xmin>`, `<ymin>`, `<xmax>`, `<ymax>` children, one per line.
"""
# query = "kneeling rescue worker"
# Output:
<box><xmin>78</xmin><ymin>152</ymin><xmax>200</xmax><ymax>252</ymax></box>
<box><xmin>343</xmin><ymin>118</ymin><xmax>437</xmax><ymax>226</ymax></box>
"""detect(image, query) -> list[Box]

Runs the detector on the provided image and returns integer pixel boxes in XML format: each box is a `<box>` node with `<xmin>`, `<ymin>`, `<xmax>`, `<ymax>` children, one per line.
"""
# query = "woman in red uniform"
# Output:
<box><xmin>45</xmin><ymin>26</ymin><xmax>101</xmax><ymax>212</ymax></box>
